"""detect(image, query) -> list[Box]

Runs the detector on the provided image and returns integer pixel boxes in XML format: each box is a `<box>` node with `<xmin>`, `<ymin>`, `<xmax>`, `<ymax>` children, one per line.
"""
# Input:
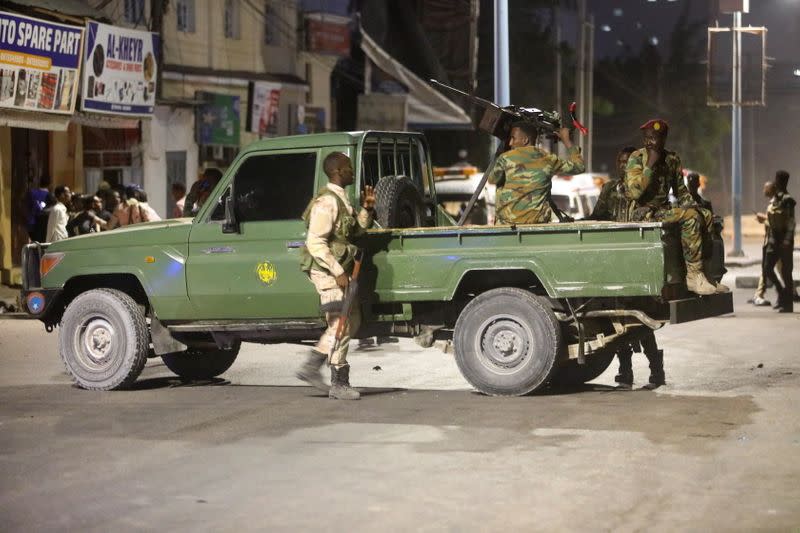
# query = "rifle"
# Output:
<box><xmin>329</xmin><ymin>249</ymin><xmax>364</xmax><ymax>360</ymax></box>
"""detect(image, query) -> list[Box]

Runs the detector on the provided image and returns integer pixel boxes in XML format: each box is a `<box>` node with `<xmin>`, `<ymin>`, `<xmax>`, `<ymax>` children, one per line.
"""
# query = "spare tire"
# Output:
<box><xmin>375</xmin><ymin>175</ymin><xmax>426</xmax><ymax>228</ymax></box>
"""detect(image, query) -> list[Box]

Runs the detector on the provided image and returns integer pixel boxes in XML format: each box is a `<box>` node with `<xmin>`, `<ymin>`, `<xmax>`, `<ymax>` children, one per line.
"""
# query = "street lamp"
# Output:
<box><xmin>793</xmin><ymin>68</ymin><xmax>800</xmax><ymax>77</ymax></box>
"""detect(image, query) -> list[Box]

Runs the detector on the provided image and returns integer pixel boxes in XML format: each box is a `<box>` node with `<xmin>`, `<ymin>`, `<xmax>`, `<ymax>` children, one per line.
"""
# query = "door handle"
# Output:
<box><xmin>286</xmin><ymin>241</ymin><xmax>304</xmax><ymax>249</ymax></box>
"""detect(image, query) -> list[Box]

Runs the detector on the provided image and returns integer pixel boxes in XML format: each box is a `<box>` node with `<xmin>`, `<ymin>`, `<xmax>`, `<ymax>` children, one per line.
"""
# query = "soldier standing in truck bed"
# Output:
<box><xmin>589</xmin><ymin>146</ymin><xmax>666</xmax><ymax>389</ymax></box>
<box><xmin>625</xmin><ymin>119</ymin><xmax>728</xmax><ymax>296</ymax></box>
<box><xmin>488</xmin><ymin>122</ymin><xmax>585</xmax><ymax>224</ymax></box>
<box><xmin>296</xmin><ymin>152</ymin><xmax>376</xmax><ymax>399</ymax></box>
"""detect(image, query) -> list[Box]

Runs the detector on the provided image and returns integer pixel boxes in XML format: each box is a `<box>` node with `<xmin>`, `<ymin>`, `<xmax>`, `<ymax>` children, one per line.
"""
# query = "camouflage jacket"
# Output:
<box><xmin>589</xmin><ymin>178</ymin><xmax>635</xmax><ymax>222</ymax></box>
<box><xmin>488</xmin><ymin>145</ymin><xmax>585</xmax><ymax>224</ymax></box>
<box><xmin>624</xmin><ymin>148</ymin><xmax>693</xmax><ymax>211</ymax></box>
<box><xmin>766</xmin><ymin>191</ymin><xmax>796</xmax><ymax>247</ymax></box>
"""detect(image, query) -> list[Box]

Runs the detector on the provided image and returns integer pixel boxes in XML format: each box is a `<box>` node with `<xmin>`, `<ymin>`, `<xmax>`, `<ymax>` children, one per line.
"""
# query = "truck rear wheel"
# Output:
<box><xmin>161</xmin><ymin>345</ymin><xmax>240</xmax><ymax>380</ymax></box>
<box><xmin>59</xmin><ymin>288</ymin><xmax>149</xmax><ymax>390</ymax></box>
<box><xmin>453</xmin><ymin>288</ymin><xmax>561</xmax><ymax>396</ymax></box>
<box><xmin>549</xmin><ymin>350</ymin><xmax>615</xmax><ymax>387</ymax></box>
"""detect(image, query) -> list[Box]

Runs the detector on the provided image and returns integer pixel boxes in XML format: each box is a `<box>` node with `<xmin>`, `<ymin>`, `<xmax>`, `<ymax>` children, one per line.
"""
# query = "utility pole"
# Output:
<box><xmin>730</xmin><ymin>9</ymin><xmax>744</xmax><ymax>256</ymax></box>
<box><xmin>586</xmin><ymin>14</ymin><xmax>594</xmax><ymax>172</ymax></box>
<box><xmin>151</xmin><ymin>0</ymin><xmax>164</xmax><ymax>101</ymax></box>
<box><xmin>493</xmin><ymin>0</ymin><xmax>509</xmax><ymax>154</ymax></box>
<box><xmin>575</xmin><ymin>0</ymin><xmax>586</xmax><ymax>157</ymax></box>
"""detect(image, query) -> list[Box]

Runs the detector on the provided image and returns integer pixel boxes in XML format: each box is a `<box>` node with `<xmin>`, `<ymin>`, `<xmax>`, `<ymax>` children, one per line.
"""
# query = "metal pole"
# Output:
<box><xmin>730</xmin><ymin>11</ymin><xmax>744</xmax><ymax>256</ymax></box>
<box><xmin>493</xmin><ymin>0</ymin><xmax>510</xmax><ymax>155</ymax></box>
<box><xmin>586</xmin><ymin>14</ymin><xmax>594</xmax><ymax>172</ymax></box>
<box><xmin>554</xmin><ymin>8</ymin><xmax>564</xmax><ymax>157</ymax></box>
<box><xmin>575</xmin><ymin>0</ymin><xmax>586</xmax><ymax>156</ymax></box>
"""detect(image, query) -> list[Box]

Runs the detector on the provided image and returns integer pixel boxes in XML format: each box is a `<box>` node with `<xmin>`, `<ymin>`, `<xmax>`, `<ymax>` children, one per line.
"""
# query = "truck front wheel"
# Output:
<box><xmin>59</xmin><ymin>288</ymin><xmax>149</xmax><ymax>390</ymax></box>
<box><xmin>161</xmin><ymin>345</ymin><xmax>240</xmax><ymax>380</ymax></box>
<box><xmin>453</xmin><ymin>288</ymin><xmax>561</xmax><ymax>396</ymax></box>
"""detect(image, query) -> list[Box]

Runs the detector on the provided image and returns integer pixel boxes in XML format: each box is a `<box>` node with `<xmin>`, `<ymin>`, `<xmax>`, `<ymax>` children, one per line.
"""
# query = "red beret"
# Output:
<box><xmin>640</xmin><ymin>119</ymin><xmax>669</xmax><ymax>133</ymax></box>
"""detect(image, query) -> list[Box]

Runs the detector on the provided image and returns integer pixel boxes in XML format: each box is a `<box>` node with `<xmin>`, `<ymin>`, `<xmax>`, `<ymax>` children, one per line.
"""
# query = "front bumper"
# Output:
<box><xmin>20</xmin><ymin>243</ymin><xmax>63</xmax><ymax>320</ymax></box>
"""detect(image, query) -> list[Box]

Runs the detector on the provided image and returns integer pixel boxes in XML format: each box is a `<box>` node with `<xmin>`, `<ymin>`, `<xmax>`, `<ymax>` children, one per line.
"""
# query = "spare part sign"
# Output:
<box><xmin>0</xmin><ymin>11</ymin><xmax>84</xmax><ymax>114</ymax></box>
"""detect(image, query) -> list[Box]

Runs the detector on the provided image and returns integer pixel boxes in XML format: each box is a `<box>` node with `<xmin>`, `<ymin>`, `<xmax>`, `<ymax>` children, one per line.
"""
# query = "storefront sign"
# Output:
<box><xmin>0</xmin><ymin>11</ymin><xmax>84</xmax><ymax>114</ymax></box>
<box><xmin>195</xmin><ymin>91</ymin><xmax>240</xmax><ymax>146</ymax></box>
<box><xmin>81</xmin><ymin>21</ymin><xmax>159</xmax><ymax>116</ymax></box>
<box><xmin>247</xmin><ymin>81</ymin><xmax>281</xmax><ymax>136</ymax></box>
<box><xmin>305</xmin><ymin>14</ymin><xmax>350</xmax><ymax>56</ymax></box>
<box><xmin>357</xmin><ymin>93</ymin><xmax>407</xmax><ymax>131</ymax></box>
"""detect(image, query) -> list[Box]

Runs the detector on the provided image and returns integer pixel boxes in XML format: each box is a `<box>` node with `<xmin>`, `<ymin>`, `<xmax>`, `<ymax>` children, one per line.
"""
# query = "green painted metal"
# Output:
<box><xmin>38</xmin><ymin>132</ymin><xmax>670</xmax><ymax>323</ymax></box>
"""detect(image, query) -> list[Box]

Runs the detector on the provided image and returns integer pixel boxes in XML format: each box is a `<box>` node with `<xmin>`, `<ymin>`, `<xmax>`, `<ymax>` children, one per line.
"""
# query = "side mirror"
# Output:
<box><xmin>222</xmin><ymin>195</ymin><xmax>239</xmax><ymax>234</ymax></box>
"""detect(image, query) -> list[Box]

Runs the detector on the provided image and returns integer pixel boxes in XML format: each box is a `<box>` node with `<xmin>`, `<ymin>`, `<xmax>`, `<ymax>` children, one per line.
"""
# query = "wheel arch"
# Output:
<box><xmin>62</xmin><ymin>273</ymin><xmax>150</xmax><ymax>315</ymax></box>
<box><xmin>448</xmin><ymin>266</ymin><xmax>555</xmax><ymax>301</ymax></box>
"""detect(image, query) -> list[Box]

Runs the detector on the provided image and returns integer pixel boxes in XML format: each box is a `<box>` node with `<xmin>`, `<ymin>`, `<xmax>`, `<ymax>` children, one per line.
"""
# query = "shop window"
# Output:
<box><xmin>177</xmin><ymin>0</ymin><xmax>196</xmax><ymax>33</ymax></box>
<box><xmin>264</xmin><ymin>2</ymin><xmax>282</xmax><ymax>46</ymax></box>
<box><xmin>233</xmin><ymin>152</ymin><xmax>317</xmax><ymax>222</ymax></box>
<box><xmin>124</xmin><ymin>0</ymin><xmax>145</xmax><ymax>25</ymax></box>
<box><xmin>224</xmin><ymin>0</ymin><xmax>241</xmax><ymax>39</ymax></box>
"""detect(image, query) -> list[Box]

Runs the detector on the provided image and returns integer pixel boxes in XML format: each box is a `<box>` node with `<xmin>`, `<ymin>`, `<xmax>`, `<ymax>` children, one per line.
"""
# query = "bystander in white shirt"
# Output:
<box><xmin>46</xmin><ymin>202</ymin><xmax>69</xmax><ymax>242</ymax></box>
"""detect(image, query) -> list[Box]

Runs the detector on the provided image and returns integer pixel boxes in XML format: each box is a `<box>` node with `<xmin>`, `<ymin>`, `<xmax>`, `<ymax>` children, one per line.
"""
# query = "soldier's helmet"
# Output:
<box><xmin>639</xmin><ymin>119</ymin><xmax>669</xmax><ymax>135</ymax></box>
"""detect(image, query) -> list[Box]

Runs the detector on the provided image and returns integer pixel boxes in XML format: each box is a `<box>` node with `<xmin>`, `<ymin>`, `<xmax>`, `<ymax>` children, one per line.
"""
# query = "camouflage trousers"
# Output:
<box><xmin>496</xmin><ymin>205</ymin><xmax>551</xmax><ymax>225</ymax></box>
<box><xmin>651</xmin><ymin>207</ymin><xmax>704</xmax><ymax>265</ymax></box>
<box><xmin>308</xmin><ymin>269</ymin><xmax>360</xmax><ymax>368</ymax></box>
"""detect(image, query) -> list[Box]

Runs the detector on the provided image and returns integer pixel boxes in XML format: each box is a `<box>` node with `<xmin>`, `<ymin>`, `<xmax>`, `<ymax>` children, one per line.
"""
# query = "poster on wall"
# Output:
<box><xmin>0</xmin><ymin>11</ymin><xmax>84</xmax><ymax>114</ymax></box>
<box><xmin>247</xmin><ymin>81</ymin><xmax>281</xmax><ymax>137</ymax></box>
<box><xmin>195</xmin><ymin>91</ymin><xmax>240</xmax><ymax>146</ymax></box>
<box><xmin>81</xmin><ymin>21</ymin><xmax>159</xmax><ymax>116</ymax></box>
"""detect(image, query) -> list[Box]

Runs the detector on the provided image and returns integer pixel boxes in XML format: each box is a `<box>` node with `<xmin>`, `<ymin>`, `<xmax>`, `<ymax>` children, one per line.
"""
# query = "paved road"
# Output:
<box><xmin>1</xmin><ymin>287</ymin><xmax>799</xmax><ymax>531</ymax></box>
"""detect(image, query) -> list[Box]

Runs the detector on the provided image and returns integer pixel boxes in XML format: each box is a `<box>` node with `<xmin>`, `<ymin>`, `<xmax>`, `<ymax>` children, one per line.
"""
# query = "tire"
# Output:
<box><xmin>59</xmin><ymin>288</ymin><xmax>149</xmax><ymax>390</ymax></box>
<box><xmin>453</xmin><ymin>287</ymin><xmax>562</xmax><ymax>396</ymax></box>
<box><xmin>161</xmin><ymin>345</ymin><xmax>240</xmax><ymax>380</ymax></box>
<box><xmin>549</xmin><ymin>349</ymin><xmax>615</xmax><ymax>387</ymax></box>
<box><xmin>375</xmin><ymin>175</ymin><xmax>425</xmax><ymax>228</ymax></box>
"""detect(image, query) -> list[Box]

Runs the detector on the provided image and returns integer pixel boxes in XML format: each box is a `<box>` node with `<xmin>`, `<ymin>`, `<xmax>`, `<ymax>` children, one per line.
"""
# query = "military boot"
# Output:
<box><xmin>296</xmin><ymin>350</ymin><xmax>329</xmax><ymax>393</ymax></box>
<box><xmin>686</xmin><ymin>264</ymin><xmax>717</xmax><ymax>295</ymax></box>
<box><xmin>614</xmin><ymin>352</ymin><xmax>633</xmax><ymax>390</ymax></box>
<box><xmin>329</xmin><ymin>364</ymin><xmax>361</xmax><ymax>400</ymax></box>
<box><xmin>642</xmin><ymin>349</ymin><xmax>666</xmax><ymax>390</ymax></box>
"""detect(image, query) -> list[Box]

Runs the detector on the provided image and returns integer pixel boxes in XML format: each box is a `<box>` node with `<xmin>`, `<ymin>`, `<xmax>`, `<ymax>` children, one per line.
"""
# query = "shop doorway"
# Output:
<box><xmin>10</xmin><ymin>128</ymin><xmax>49</xmax><ymax>268</ymax></box>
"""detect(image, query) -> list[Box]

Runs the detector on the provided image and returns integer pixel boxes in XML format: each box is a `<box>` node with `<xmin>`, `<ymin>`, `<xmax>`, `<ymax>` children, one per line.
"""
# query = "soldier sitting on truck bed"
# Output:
<box><xmin>488</xmin><ymin>122</ymin><xmax>585</xmax><ymax>225</ymax></box>
<box><xmin>625</xmin><ymin>119</ymin><xmax>728</xmax><ymax>296</ymax></box>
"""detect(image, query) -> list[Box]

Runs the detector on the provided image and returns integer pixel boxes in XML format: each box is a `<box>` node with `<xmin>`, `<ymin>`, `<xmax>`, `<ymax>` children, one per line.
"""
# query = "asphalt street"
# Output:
<box><xmin>0</xmin><ymin>286</ymin><xmax>799</xmax><ymax>531</ymax></box>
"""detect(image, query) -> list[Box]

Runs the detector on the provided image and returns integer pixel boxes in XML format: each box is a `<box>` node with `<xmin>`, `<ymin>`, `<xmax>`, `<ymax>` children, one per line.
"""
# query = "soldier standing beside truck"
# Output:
<box><xmin>488</xmin><ymin>122</ymin><xmax>585</xmax><ymax>225</ymax></box>
<box><xmin>589</xmin><ymin>146</ymin><xmax>666</xmax><ymax>389</ymax></box>
<box><xmin>625</xmin><ymin>119</ymin><xmax>728</xmax><ymax>296</ymax></box>
<box><xmin>297</xmin><ymin>152</ymin><xmax>377</xmax><ymax>400</ymax></box>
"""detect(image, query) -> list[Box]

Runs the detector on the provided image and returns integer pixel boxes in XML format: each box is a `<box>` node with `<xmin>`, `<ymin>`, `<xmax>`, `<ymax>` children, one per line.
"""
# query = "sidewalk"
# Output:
<box><xmin>0</xmin><ymin>283</ymin><xmax>20</xmax><ymax>313</ymax></box>
<box><xmin>721</xmin><ymin>236</ymin><xmax>800</xmax><ymax>290</ymax></box>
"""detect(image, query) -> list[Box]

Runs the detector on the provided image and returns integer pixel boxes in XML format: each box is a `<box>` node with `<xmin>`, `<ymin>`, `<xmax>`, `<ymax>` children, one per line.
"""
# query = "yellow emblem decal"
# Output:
<box><xmin>653</xmin><ymin>122</ymin><xmax>661</xmax><ymax>131</ymax></box>
<box><xmin>256</xmin><ymin>261</ymin><xmax>278</xmax><ymax>286</ymax></box>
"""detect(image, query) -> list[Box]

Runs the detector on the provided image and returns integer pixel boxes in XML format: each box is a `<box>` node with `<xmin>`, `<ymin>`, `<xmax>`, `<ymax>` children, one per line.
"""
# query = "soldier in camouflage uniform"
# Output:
<box><xmin>589</xmin><ymin>146</ymin><xmax>637</xmax><ymax>221</ymax></box>
<box><xmin>589</xmin><ymin>146</ymin><xmax>666</xmax><ymax>389</ymax></box>
<box><xmin>488</xmin><ymin>122</ymin><xmax>585</xmax><ymax>224</ymax></box>
<box><xmin>296</xmin><ymin>152</ymin><xmax>376</xmax><ymax>400</ymax></box>
<box><xmin>625</xmin><ymin>119</ymin><xmax>728</xmax><ymax>295</ymax></box>
<box><xmin>763</xmin><ymin>170</ymin><xmax>795</xmax><ymax>313</ymax></box>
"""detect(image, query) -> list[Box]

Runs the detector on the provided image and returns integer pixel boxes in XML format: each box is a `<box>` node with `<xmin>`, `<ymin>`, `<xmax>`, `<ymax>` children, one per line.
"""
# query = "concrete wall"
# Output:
<box><xmin>0</xmin><ymin>127</ymin><xmax>13</xmax><ymax>283</ymax></box>
<box><xmin>141</xmin><ymin>106</ymin><xmax>199</xmax><ymax>219</ymax></box>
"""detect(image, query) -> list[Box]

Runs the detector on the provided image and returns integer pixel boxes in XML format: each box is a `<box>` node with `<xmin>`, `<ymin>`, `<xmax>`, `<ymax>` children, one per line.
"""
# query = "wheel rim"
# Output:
<box><xmin>474</xmin><ymin>314</ymin><xmax>533</xmax><ymax>374</ymax></box>
<box><xmin>73</xmin><ymin>316</ymin><xmax>117</xmax><ymax>372</ymax></box>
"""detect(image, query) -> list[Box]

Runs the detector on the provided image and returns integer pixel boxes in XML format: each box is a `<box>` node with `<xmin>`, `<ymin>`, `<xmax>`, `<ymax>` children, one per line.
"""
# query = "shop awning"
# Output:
<box><xmin>70</xmin><ymin>112</ymin><xmax>140</xmax><ymax>129</ymax></box>
<box><xmin>0</xmin><ymin>109</ymin><xmax>70</xmax><ymax>131</ymax></box>
<box><xmin>360</xmin><ymin>30</ymin><xmax>472</xmax><ymax>130</ymax></box>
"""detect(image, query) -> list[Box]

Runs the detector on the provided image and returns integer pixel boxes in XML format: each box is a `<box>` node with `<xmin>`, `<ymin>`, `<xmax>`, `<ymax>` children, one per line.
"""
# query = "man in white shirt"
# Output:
<box><xmin>46</xmin><ymin>185</ymin><xmax>72</xmax><ymax>242</ymax></box>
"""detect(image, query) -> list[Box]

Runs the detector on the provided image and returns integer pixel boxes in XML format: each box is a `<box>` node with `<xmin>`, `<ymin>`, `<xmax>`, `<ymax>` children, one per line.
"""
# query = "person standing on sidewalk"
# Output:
<box><xmin>762</xmin><ymin>170</ymin><xmax>795</xmax><ymax>313</ymax></box>
<box><xmin>296</xmin><ymin>152</ymin><xmax>376</xmax><ymax>400</ymax></box>
<box><xmin>46</xmin><ymin>185</ymin><xmax>71</xmax><ymax>242</ymax></box>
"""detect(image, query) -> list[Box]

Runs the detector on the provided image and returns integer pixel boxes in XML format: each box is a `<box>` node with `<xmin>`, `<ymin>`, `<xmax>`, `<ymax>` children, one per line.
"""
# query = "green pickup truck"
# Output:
<box><xmin>20</xmin><ymin>131</ymin><xmax>733</xmax><ymax>396</ymax></box>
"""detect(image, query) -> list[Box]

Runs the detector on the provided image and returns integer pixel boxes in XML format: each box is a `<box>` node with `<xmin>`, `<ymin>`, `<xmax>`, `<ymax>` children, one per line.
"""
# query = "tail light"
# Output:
<box><xmin>40</xmin><ymin>253</ymin><xmax>65</xmax><ymax>277</ymax></box>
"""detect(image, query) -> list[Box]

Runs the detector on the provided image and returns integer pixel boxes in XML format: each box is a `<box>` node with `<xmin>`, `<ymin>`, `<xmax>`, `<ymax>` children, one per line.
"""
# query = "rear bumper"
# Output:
<box><xmin>669</xmin><ymin>292</ymin><xmax>734</xmax><ymax>324</ymax></box>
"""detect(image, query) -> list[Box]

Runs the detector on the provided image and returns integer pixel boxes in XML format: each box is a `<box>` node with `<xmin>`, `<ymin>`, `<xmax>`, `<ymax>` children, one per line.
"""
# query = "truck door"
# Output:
<box><xmin>185</xmin><ymin>150</ymin><xmax>320</xmax><ymax>319</ymax></box>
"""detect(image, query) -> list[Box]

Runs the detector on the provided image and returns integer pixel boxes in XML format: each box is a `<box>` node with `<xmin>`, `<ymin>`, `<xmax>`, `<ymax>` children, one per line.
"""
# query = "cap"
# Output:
<box><xmin>640</xmin><ymin>119</ymin><xmax>669</xmax><ymax>133</ymax></box>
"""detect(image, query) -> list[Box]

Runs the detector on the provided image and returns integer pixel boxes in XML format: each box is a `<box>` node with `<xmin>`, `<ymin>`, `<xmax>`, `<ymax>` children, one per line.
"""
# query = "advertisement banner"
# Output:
<box><xmin>81</xmin><ymin>21</ymin><xmax>159</xmax><ymax>116</ymax></box>
<box><xmin>195</xmin><ymin>92</ymin><xmax>240</xmax><ymax>146</ymax></box>
<box><xmin>0</xmin><ymin>11</ymin><xmax>84</xmax><ymax>114</ymax></box>
<box><xmin>305</xmin><ymin>16</ymin><xmax>351</xmax><ymax>56</ymax></box>
<box><xmin>247</xmin><ymin>81</ymin><xmax>281</xmax><ymax>136</ymax></box>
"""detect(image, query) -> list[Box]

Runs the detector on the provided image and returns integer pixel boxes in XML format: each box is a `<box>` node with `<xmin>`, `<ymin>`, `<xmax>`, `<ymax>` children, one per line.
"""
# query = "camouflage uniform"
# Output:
<box><xmin>488</xmin><ymin>145</ymin><xmax>585</xmax><ymax>224</ymax></box>
<box><xmin>624</xmin><ymin>148</ymin><xmax>705</xmax><ymax>266</ymax></box>
<box><xmin>300</xmin><ymin>183</ymin><xmax>373</xmax><ymax>367</ymax></box>
<box><xmin>763</xmin><ymin>191</ymin><xmax>795</xmax><ymax>311</ymax></box>
<box><xmin>589</xmin><ymin>179</ymin><xmax>634</xmax><ymax>222</ymax></box>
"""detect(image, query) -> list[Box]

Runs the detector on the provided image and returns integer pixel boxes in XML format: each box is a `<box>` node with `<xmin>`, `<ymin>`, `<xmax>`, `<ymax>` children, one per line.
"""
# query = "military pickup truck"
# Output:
<box><xmin>20</xmin><ymin>131</ymin><xmax>733</xmax><ymax>396</ymax></box>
